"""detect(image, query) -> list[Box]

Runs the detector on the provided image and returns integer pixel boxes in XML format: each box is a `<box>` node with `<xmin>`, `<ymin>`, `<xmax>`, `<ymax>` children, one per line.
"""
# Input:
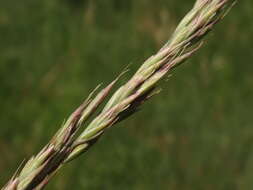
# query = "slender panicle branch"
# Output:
<box><xmin>2</xmin><ymin>0</ymin><xmax>236</xmax><ymax>189</ymax></box>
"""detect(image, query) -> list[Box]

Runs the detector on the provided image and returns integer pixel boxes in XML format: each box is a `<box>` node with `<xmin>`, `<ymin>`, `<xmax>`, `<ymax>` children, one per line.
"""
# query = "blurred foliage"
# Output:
<box><xmin>0</xmin><ymin>0</ymin><xmax>253</xmax><ymax>189</ymax></box>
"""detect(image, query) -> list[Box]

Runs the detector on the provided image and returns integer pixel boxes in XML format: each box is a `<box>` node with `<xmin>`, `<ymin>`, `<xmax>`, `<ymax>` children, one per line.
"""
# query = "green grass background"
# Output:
<box><xmin>0</xmin><ymin>0</ymin><xmax>252</xmax><ymax>189</ymax></box>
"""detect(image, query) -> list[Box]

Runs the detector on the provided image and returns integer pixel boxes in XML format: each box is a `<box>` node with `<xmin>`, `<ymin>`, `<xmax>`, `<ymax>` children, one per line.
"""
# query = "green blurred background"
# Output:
<box><xmin>0</xmin><ymin>0</ymin><xmax>252</xmax><ymax>189</ymax></box>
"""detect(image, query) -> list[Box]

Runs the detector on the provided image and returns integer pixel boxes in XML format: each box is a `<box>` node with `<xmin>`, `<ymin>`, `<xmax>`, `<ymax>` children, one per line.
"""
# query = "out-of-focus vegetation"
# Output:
<box><xmin>0</xmin><ymin>0</ymin><xmax>252</xmax><ymax>189</ymax></box>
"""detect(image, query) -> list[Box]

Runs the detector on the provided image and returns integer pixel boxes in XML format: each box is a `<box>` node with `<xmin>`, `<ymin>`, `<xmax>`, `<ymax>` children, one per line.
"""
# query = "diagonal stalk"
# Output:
<box><xmin>2</xmin><ymin>0</ymin><xmax>236</xmax><ymax>189</ymax></box>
